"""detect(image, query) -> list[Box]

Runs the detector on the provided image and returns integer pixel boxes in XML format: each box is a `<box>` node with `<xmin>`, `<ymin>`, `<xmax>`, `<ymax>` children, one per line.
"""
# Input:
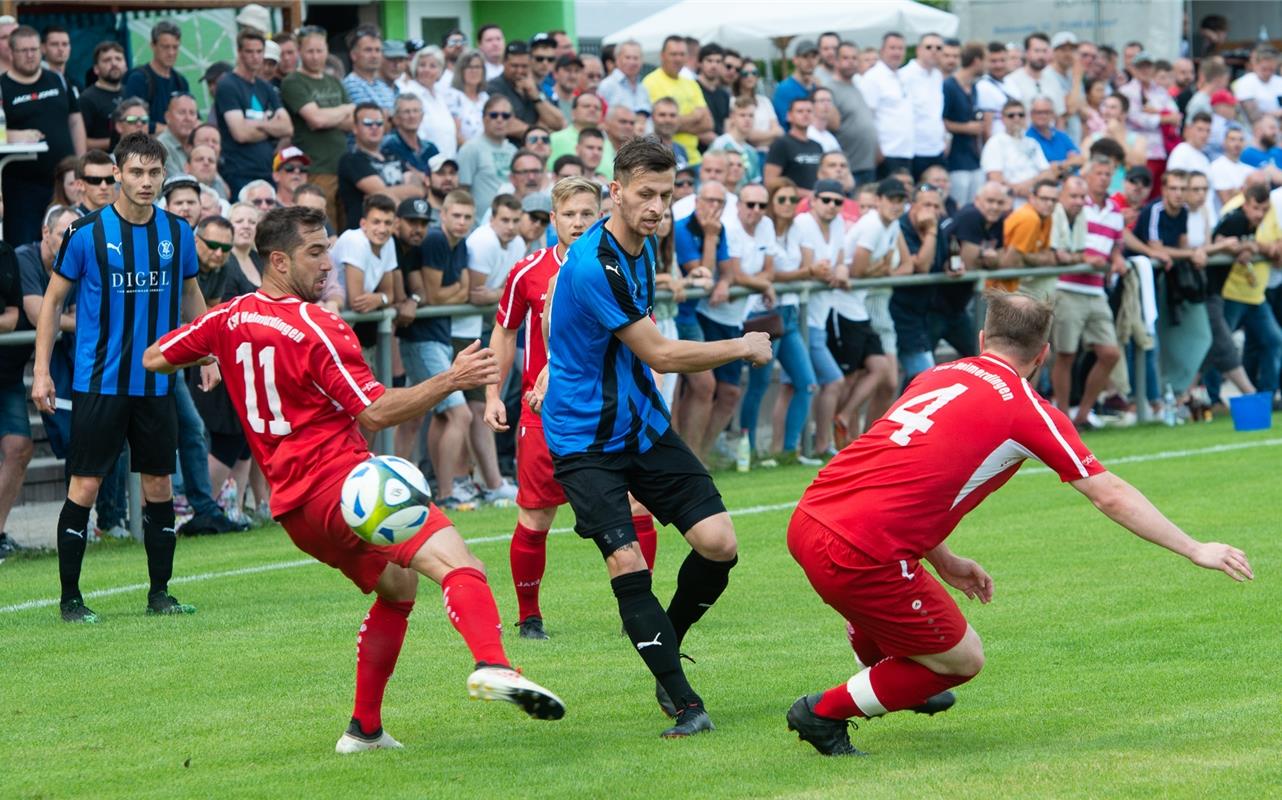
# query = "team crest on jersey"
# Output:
<box><xmin>158</xmin><ymin>240</ymin><xmax>174</xmax><ymax>259</ymax></box>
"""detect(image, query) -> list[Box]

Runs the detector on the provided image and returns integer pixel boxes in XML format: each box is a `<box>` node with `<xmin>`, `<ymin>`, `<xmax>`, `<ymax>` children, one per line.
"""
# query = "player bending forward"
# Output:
<box><xmin>786</xmin><ymin>291</ymin><xmax>1253</xmax><ymax>756</ymax></box>
<box><xmin>144</xmin><ymin>207</ymin><xmax>565</xmax><ymax>754</ymax></box>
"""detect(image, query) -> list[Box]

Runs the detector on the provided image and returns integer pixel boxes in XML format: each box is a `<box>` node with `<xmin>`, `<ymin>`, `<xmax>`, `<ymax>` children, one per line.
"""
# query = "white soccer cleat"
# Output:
<box><xmin>334</xmin><ymin>727</ymin><xmax>404</xmax><ymax>754</ymax></box>
<box><xmin>466</xmin><ymin>666</ymin><xmax>566</xmax><ymax>720</ymax></box>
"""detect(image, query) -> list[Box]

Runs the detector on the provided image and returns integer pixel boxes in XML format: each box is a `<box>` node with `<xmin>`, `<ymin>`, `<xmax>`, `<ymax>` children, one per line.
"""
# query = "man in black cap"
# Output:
<box><xmin>773</xmin><ymin>39</ymin><xmax>820</xmax><ymax>130</ymax></box>
<box><xmin>529</xmin><ymin>33</ymin><xmax>558</xmax><ymax>98</ymax></box>
<box><xmin>550</xmin><ymin>53</ymin><xmax>584</xmax><ymax>120</ymax></box>
<box><xmin>486</xmin><ymin>41</ymin><xmax>566</xmax><ymax>143</ymax></box>
<box><xmin>202</xmin><ymin>61</ymin><xmax>233</xmax><ymax>99</ymax></box>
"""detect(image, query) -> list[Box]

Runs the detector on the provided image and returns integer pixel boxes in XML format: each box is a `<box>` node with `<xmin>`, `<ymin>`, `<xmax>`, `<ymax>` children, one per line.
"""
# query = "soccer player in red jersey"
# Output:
<box><xmin>143</xmin><ymin>206</ymin><xmax>565</xmax><ymax>754</ymax></box>
<box><xmin>785</xmin><ymin>291</ymin><xmax>1254</xmax><ymax>756</ymax></box>
<box><xmin>484</xmin><ymin>177</ymin><xmax>660</xmax><ymax>640</ymax></box>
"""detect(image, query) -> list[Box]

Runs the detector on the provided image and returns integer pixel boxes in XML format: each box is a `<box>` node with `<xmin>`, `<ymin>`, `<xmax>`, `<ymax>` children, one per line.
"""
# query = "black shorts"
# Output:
<box><xmin>68</xmin><ymin>391</ymin><xmax>178</xmax><ymax>477</ymax></box>
<box><xmin>826</xmin><ymin>312</ymin><xmax>884</xmax><ymax>375</ymax></box>
<box><xmin>209</xmin><ymin>430</ymin><xmax>252</xmax><ymax>468</ymax></box>
<box><xmin>552</xmin><ymin>428</ymin><xmax>726</xmax><ymax>557</ymax></box>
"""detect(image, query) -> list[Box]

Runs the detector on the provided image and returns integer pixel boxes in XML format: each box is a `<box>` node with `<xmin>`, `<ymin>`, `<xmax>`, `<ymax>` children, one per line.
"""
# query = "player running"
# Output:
<box><xmin>542</xmin><ymin>137</ymin><xmax>772</xmax><ymax>738</ymax></box>
<box><xmin>143</xmin><ymin>206</ymin><xmax>565</xmax><ymax>754</ymax></box>
<box><xmin>483</xmin><ymin>177</ymin><xmax>660</xmax><ymax>640</ymax></box>
<box><xmin>785</xmin><ymin>291</ymin><xmax>1253</xmax><ymax>756</ymax></box>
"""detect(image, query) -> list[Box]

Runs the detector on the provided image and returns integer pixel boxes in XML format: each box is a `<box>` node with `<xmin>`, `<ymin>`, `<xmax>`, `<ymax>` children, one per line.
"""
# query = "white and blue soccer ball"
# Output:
<box><xmin>340</xmin><ymin>456</ymin><xmax>433</xmax><ymax>546</ymax></box>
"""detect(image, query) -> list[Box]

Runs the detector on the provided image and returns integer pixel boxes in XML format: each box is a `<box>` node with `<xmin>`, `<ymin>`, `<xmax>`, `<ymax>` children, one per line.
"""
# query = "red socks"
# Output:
<box><xmin>813</xmin><ymin>658</ymin><xmax>971</xmax><ymax>720</ymax></box>
<box><xmin>633</xmin><ymin>515</ymin><xmax>658</xmax><ymax>571</ymax></box>
<box><xmin>352</xmin><ymin>597</ymin><xmax>414</xmax><ymax>734</ymax></box>
<box><xmin>509</xmin><ymin>523</ymin><xmax>549</xmax><ymax>622</ymax></box>
<box><xmin>442</xmin><ymin>566</ymin><xmax>508</xmax><ymax>666</ymax></box>
<box><xmin>846</xmin><ymin>620</ymin><xmax>887</xmax><ymax>668</ymax></box>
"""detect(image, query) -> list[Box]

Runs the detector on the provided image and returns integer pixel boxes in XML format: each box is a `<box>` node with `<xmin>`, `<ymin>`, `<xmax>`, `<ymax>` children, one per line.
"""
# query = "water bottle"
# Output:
<box><xmin>735</xmin><ymin>430</ymin><xmax>751</xmax><ymax>472</ymax></box>
<box><xmin>1259</xmin><ymin>25</ymin><xmax>1270</xmax><ymax>42</ymax></box>
<box><xmin>1162</xmin><ymin>384</ymin><xmax>1177</xmax><ymax>427</ymax></box>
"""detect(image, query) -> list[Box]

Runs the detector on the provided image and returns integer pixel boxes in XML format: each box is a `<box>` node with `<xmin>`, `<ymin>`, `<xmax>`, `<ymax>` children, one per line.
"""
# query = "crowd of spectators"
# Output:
<box><xmin>1</xmin><ymin>9</ymin><xmax>1281</xmax><ymax>551</ymax></box>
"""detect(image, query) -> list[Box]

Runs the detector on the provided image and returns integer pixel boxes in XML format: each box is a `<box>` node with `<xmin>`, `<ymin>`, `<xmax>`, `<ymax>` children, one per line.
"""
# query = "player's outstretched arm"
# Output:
<box><xmin>31</xmin><ymin>272</ymin><xmax>74</xmax><ymax>414</ymax></box>
<box><xmin>614</xmin><ymin>316</ymin><xmax>773</xmax><ymax>374</ymax></box>
<box><xmin>358</xmin><ymin>340</ymin><xmax>499</xmax><ymax>431</ymax></box>
<box><xmin>925</xmin><ymin>543</ymin><xmax>994</xmax><ymax>603</ymax></box>
<box><xmin>142</xmin><ymin>343</ymin><xmax>215</xmax><ymax>374</ymax></box>
<box><xmin>1071</xmin><ymin>471</ymin><xmax>1254</xmax><ymax>582</ymax></box>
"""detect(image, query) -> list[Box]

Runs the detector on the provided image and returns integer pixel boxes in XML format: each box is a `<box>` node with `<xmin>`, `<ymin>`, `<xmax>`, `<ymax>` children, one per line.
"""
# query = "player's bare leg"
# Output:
<box><xmin>675</xmin><ymin>371</ymin><xmax>715</xmax><ymax>460</ymax></box>
<box><xmin>510</xmin><ymin>504</ymin><xmax>558</xmax><ymax>638</ymax></box>
<box><xmin>810</xmin><ymin>380</ymin><xmax>842</xmax><ymax>455</ymax></box>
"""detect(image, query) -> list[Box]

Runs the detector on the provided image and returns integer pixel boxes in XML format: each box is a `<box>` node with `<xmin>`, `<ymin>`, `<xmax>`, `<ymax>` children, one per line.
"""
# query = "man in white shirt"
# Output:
<box><xmin>861</xmin><ymin>32</ymin><xmax>915</xmax><ymax>179</ymax></box>
<box><xmin>976</xmin><ymin>42</ymin><xmax>1014</xmax><ymax>137</ymax></box>
<box><xmin>1233</xmin><ymin>44</ymin><xmax>1282</xmax><ymax>124</ymax></box>
<box><xmin>806</xmin><ymin>86</ymin><xmax>842</xmax><ymax>154</ymax></box>
<box><xmin>981</xmin><ymin>98</ymin><xmax>1054</xmax><ymax>204</ymax></box>
<box><xmin>899</xmin><ymin>32</ymin><xmax>946</xmax><ymax>179</ymax></box>
<box><xmin>1210</xmin><ymin>125</ymin><xmax>1256</xmax><ymax>207</ymax></box>
<box><xmin>478</xmin><ymin>24</ymin><xmax>505</xmax><ymax>81</ymax></box>
<box><xmin>596</xmin><ymin>39</ymin><xmax>652</xmax><ymax>116</ymax></box>
<box><xmin>1166</xmin><ymin>111</ymin><xmax>1213</xmax><ymax>178</ymax></box>
<box><xmin>333</xmin><ymin>193</ymin><xmax>398</xmax><ymax>331</ymax></box>
<box><xmin>1002</xmin><ymin>32</ymin><xmax>1064</xmax><ymax>114</ymax></box>
<box><xmin>459</xmin><ymin>193</ymin><xmax>525</xmax><ymax>504</ymax></box>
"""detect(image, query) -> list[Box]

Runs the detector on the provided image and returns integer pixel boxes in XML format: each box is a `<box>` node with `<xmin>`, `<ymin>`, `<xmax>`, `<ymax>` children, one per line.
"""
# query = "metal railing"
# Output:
<box><xmin>3</xmin><ymin>258</ymin><xmax>1214</xmax><ymax>538</ymax></box>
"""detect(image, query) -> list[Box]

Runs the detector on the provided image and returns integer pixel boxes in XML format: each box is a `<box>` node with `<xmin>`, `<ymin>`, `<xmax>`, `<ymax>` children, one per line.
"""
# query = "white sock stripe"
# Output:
<box><xmin>846</xmin><ymin>668</ymin><xmax>887</xmax><ymax>717</ymax></box>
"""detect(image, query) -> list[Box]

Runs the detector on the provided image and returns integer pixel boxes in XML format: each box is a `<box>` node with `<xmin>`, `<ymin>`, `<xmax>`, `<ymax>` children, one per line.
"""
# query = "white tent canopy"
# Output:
<box><xmin>603</xmin><ymin>0</ymin><xmax>960</xmax><ymax>59</ymax></box>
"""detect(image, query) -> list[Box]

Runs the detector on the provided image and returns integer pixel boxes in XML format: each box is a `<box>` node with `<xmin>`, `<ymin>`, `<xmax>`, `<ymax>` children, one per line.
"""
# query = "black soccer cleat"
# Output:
<box><xmin>655</xmin><ymin>680</ymin><xmax>678</xmax><ymax>718</ymax></box>
<box><xmin>910</xmin><ymin>690</ymin><xmax>956</xmax><ymax>716</ymax></box>
<box><xmin>146</xmin><ymin>591</ymin><xmax>197</xmax><ymax>616</ymax></box>
<box><xmin>787</xmin><ymin>693</ymin><xmax>867</xmax><ymax>756</ymax></box>
<box><xmin>60</xmin><ymin>598</ymin><xmax>100</xmax><ymax>624</ymax></box>
<box><xmin>660</xmin><ymin>704</ymin><xmax>715</xmax><ymax>738</ymax></box>
<box><xmin>517</xmin><ymin>616</ymin><xmax>549</xmax><ymax>640</ymax></box>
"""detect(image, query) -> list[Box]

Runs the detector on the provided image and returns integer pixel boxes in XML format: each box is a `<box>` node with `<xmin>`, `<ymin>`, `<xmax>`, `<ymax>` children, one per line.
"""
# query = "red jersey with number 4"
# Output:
<box><xmin>494</xmin><ymin>245</ymin><xmax>563</xmax><ymax>426</ymax></box>
<box><xmin>798</xmin><ymin>353</ymin><xmax>1105</xmax><ymax>562</ymax></box>
<box><xmin>157</xmin><ymin>292</ymin><xmax>386</xmax><ymax>517</ymax></box>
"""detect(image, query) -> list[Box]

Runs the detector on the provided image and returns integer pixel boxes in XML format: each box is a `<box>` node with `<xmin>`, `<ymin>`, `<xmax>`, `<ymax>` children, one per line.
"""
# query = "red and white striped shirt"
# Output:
<box><xmin>157</xmin><ymin>292</ymin><xmax>385</xmax><ymax>516</ymax></box>
<box><xmin>1058</xmin><ymin>193</ymin><xmax>1124</xmax><ymax>297</ymax></box>
<box><xmin>494</xmin><ymin>245</ymin><xmax>563</xmax><ymax>426</ymax></box>
<box><xmin>799</xmin><ymin>353</ymin><xmax>1105</xmax><ymax>562</ymax></box>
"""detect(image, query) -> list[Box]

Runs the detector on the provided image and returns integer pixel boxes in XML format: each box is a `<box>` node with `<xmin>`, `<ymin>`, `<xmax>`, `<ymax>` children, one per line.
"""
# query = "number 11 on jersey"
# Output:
<box><xmin>887</xmin><ymin>383</ymin><xmax>968</xmax><ymax>446</ymax></box>
<box><xmin>236</xmin><ymin>342</ymin><xmax>293</xmax><ymax>436</ymax></box>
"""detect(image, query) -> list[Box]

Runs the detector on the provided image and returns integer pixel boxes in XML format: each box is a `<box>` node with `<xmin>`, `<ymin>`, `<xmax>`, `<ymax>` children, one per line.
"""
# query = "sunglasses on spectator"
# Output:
<box><xmin>774</xmin><ymin>195</ymin><xmax>800</xmax><ymax>204</ymax></box>
<box><xmin>1004</xmin><ymin>111</ymin><xmax>1025</xmax><ymax>119</ymax></box>
<box><xmin>744</xmin><ymin>201</ymin><xmax>768</xmax><ymax>210</ymax></box>
<box><xmin>674</xmin><ymin>178</ymin><xmax>694</xmax><ymax>187</ymax></box>
<box><xmin>917</xmin><ymin>183</ymin><xmax>939</xmax><ymax>193</ymax></box>
<box><xmin>122</xmin><ymin>115</ymin><xmax>149</xmax><ymax>125</ymax></box>
<box><xmin>512</xmin><ymin>168</ymin><xmax>542</xmax><ymax>176</ymax></box>
<box><xmin>251</xmin><ymin>198</ymin><xmax>277</xmax><ymax>207</ymax></box>
<box><xmin>741</xmin><ymin>68</ymin><xmax>759</xmax><ymax>77</ymax></box>
<box><xmin>526</xmin><ymin>134</ymin><xmax>550</xmax><ymax>144</ymax></box>
<box><xmin>81</xmin><ymin>175</ymin><xmax>116</xmax><ymax>186</ymax></box>
<box><xmin>280</xmin><ymin>164</ymin><xmax>307</xmax><ymax>173</ymax></box>
<box><xmin>921</xmin><ymin>44</ymin><xmax>941</xmax><ymax>50</ymax></box>
<box><xmin>199</xmin><ymin>236</ymin><xmax>233</xmax><ymax>252</ymax></box>
<box><xmin>447</xmin><ymin>36</ymin><xmax>467</xmax><ymax>46</ymax></box>
<box><xmin>533</xmin><ymin>55</ymin><xmax>556</xmax><ymax>63</ymax></box>
<box><xmin>488</xmin><ymin>111</ymin><xmax>513</xmax><ymax>119</ymax></box>
<box><xmin>816</xmin><ymin>195</ymin><xmax>844</xmax><ymax>205</ymax></box>
<box><xmin>359</xmin><ymin>118</ymin><xmax>384</xmax><ymax>127</ymax></box>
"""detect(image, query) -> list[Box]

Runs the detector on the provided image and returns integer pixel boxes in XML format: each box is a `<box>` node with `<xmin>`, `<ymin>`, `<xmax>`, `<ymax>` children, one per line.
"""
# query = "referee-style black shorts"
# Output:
<box><xmin>826</xmin><ymin>311</ymin><xmax>884</xmax><ymax>376</ymax></box>
<box><xmin>552</xmin><ymin>428</ymin><xmax>727</xmax><ymax>558</ymax></box>
<box><xmin>68</xmin><ymin>391</ymin><xmax>178</xmax><ymax>478</ymax></box>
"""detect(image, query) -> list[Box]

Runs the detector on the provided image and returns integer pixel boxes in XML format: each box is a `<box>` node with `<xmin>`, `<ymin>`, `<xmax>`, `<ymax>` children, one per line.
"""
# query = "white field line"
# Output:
<box><xmin>4</xmin><ymin>436</ymin><xmax>1278</xmax><ymax>615</ymax></box>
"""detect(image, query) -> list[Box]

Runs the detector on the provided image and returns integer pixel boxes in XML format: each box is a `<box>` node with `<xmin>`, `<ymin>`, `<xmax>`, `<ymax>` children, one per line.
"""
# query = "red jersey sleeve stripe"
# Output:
<box><xmin>498</xmin><ymin>255</ymin><xmax>540</xmax><ymax>328</ymax></box>
<box><xmin>158</xmin><ymin>303</ymin><xmax>234</xmax><ymax>354</ymax></box>
<box><xmin>298</xmin><ymin>303</ymin><xmax>373</xmax><ymax>407</ymax></box>
<box><xmin>1019</xmin><ymin>378</ymin><xmax>1089</xmax><ymax>478</ymax></box>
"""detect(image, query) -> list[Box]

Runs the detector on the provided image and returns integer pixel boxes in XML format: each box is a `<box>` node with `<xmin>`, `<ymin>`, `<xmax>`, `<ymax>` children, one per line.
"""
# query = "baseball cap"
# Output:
<box><xmin>522</xmin><ymin>194</ymin><xmax>552</xmax><ymax>218</ymax></box>
<box><xmin>1050</xmin><ymin>31</ymin><xmax>1078</xmax><ymax>49</ymax></box>
<box><xmin>1132</xmin><ymin>50</ymin><xmax>1155</xmax><ymax>66</ymax></box>
<box><xmin>1210</xmin><ymin>89</ymin><xmax>1237</xmax><ymax>106</ymax></box>
<box><xmin>235</xmin><ymin>4</ymin><xmax>272</xmax><ymax>34</ymax></box>
<box><xmin>791</xmin><ymin>39</ymin><xmax>819</xmax><ymax>58</ymax></box>
<box><xmin>505</xmin><ymin>40</ymin><xmax>530</xmax><ymax>57</ymax></box>
<box><xmin>812</xmin><ymin>179</ymin><xmax>846</xmax><ymax>198</ymax></box>
<box><xmin>263</xmin><ymin>40</ymin><xmax>281</xmax><ymax>63</ymax></box>
<box><xmin>162</xmin><ymin>174</ymin><xmax>200</xmax><ymax>199</ymax></box>
<box><xmin>272</xmin><ymin>146</ymin><xmax>311</xmax><ymax>172</ymax></box>
<box><xmin>1124</xmin><ymin>165</ymin><xmax>1154</xmax><ymax>185</ymax></box>
<box><xmin>396</xmin><ymin>198</ymin><xmax>432</xmax><ymax>221</ymax></box>
<box><xmin>875</xmin><ymin>178</ymin><xmax>909</xmax><ymax>199</ymax></box>
<box><xmin>530</xmin><ymin>32</ymin><xmax>556</xmax><ymax>48</ymax></box>
<box><xmin>202</xmin><ymin>61</ymin><xmax>233</xmax><ymax>84</ymax></box>
<box><xmin>382</xmin><ymin>40</ymin><xmax>408</xmax><ymax>59</ymax></box>
<box><xmin>555</xmin><ymin>53</ymin><xmax>584</xmax><ymax>70</ymax></box>
<box><xmin>406</xmin><ymin>38</ymin><xmax>425</xmax><ymax>56</ymax></box>
<box><xmin>428</xmin><ymin>153</ymin><xmax>459</xmax><ymax>172</ymax></box>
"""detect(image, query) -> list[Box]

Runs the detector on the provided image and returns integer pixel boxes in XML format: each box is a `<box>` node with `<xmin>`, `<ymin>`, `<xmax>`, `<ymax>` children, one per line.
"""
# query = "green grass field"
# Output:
<box><xmin>2</xmin><ymin>418</ymin><xmax>1279</xmax><ymax>800</ymax></box>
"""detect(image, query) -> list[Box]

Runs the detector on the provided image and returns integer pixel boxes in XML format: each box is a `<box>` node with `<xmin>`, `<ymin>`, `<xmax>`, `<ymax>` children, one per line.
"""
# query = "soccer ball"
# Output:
<box><xmin>340</xmin><ymin>456</ymin><xmax>433</xmax><ymax>546</ymax></box>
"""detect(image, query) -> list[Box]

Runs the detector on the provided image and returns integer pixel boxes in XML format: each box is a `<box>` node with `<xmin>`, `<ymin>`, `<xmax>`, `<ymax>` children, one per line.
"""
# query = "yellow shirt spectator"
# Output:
<box><xmin>1222</xmin><ymin>204</ymin><xmax>1278</xmax><ymax>305</ymax></box>
<box><xmin>642</xmin><ymin>69</ymin><xmax>706</xmax><ymax>166</ymax></box>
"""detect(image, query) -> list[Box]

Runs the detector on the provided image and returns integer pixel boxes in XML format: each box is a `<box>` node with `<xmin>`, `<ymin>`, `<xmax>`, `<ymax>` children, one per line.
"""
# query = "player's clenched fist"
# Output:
<box><xmin>449</xmin><ymin>340</ymin><xmax>500</xmax><ymax>390</ymax></box>
<box><xmin>740</xmin><ymin>331</ymin><xmax>773</xmax><ymax>366</ymax></box>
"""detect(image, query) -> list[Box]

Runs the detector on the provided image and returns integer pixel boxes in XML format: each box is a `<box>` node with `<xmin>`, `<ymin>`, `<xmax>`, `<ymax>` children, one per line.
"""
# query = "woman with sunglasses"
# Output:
<box><xmin>445</xmin><ymin>50</ymin><xmax>490</xmax><ymax>143</ymax></box>
<box><xmin>731</xmin><ymin>62</ymin><xmax>783</xmax><ymax>153</ymax></box>
<box><xmin>395</xmin><ymin>46</ymin><xmax>462</xmax><ymax>158</ymax></box>
<box><xmin>743</xmin><ymin>180</ymin><xmax>823</xmax><ymax>466</ymax></box>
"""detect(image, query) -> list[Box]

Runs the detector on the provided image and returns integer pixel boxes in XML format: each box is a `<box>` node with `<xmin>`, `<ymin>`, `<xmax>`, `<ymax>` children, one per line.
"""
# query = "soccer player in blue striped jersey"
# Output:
<box><xmin>31</xmin><ymin>133</ymin><xmax>211</xmax><ymax>623</ymax></box>
<box><xmin>541</xmin><ymin>136</ymin><xmax>773</xmax><ymax>737</ymax></box>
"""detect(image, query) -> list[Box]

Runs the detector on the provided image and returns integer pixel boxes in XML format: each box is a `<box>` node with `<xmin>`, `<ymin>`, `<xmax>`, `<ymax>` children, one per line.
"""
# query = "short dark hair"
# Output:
<box><xmin>961</xmin><ymin>41</ymin><xmax>985</xmax><ymax>68</ymax></box>
<box><xmin>987</xmin><ymin>41</ymin><xmax>1007</xmax><ymax>54</ymax></box>
<box><xmin>661</xmin><ymin>35</ymin><xmax>685</xmax><ymax>52</ymax></box>
<box><xmin>477</xmin><ymin>23</ymin><xmax>502</xmax><ymax>41</ymax></box>
<box><xmin>613</xmin><ymin>135</ymin><xmax>677</xmax><ymax>184</ymax></box>
<box><xmin>113</xmin><ymin>132</ymin><xmax>167</xmax><ymax>170</ymax></box>
<box><xmin>255</xmin><ymin>206</ymin><xmax>327</xmax><ymax>258</ymax></box>
<box><xmin>482</xmin><ymin>94</ymin><xmax>511</xmax><ymax>114</ymax></box>
<box><xmin>9</xmin><ymin>25</ymin><xmax>38</xmax><ymax>48</ymax></box>
<box><xmin>491</xmin><ymin>193</ymin><xmax>521</xmax><ymax>214</ymax></box>
<box><xmin>1154</xmin><ymin>59</ymin><xmax>1173</xmax><ymax>72</ymax></box>
<box><xmin>1201</xmin><ymin>14</ymin><xmax>1228</xmax><ymax>33</ymax></box>
<box><xmin>788</xmin><ymin>96</ymin><xmax>813</xmax><ymax>112</ymax></box>
<box><xmin>353</xmin><ymin>101</ymin><xmax>384</xmax><ymax>119</ymax></box>
<box><xmin>1244</xmin><ymin>182</ymin><xmax>1271</xmax><ymax>204</ymax></box>
<box><xmin>510</xmin><ymin>148</ymin><xmax>545</xmax><ymax>169</ymax></box>
<box><xmin>1024</xmin><ymin>32</ymin><xmax>1049</xmax><ymax>50</ymax></box>
<box><xmin>553</xmin><ymin>154</ymin><xmax>584</xmax><ymax>174</ymax></box>
<box><xmin>1190</xmin><ymin>111</ymin><xmax>1213</xmax><ymax>126</ymax></box>
<box><xmin>362</xmin><ymin>193</ymin><xmax>396</xmax><ymax>218</ymax></box>
<box><xmin>77</xmin><ymin>149</ymin><xmax>114</xmax><ymax>179</ymax></box>
<box><xmin>698</xmin><ymin>43</ymin><xmax>723</xmax><ymax>62</ymax></box>
<box><xmin>1031</xmin><ymin>179</ymin><xmax>1060</xmax><ymax>197</ymax></box>
<box><xmin>578</xmin><ymin>127</ymin><xmax>604</xmax><ymax>143</ymax></box>
<box><xmin>882</xmin><ymin>31</ymin><xmax>904</xmax><ymax>44</ymax></box>
<box><xmin>1125</xmin><ymin>40</ymin><xmax>1144</xmax><ymax>51</ymax></box>
<box><xmin>294</xmin><ymin>183</ymin><xmax>326</xmax><ymax>202</ymax></box>
<box><xmin>983</xmin><ymin>290</ymin><xmax>1054</xmax><ymax>362</ymax></box>
<box><xmin>151</xmin><ymin>20</ymin><xmax>181</xmax><ymax>44</ymax></box>
<box><xmin>237</xmin><ymin>29</ymin><xmax>266</xmax><ymax>51</ymax></box>
<box><xmin>346</xmin><ymin>24</ymin><xmax>381</xmax><ymax>51</ymax></box>
<box><xmin>42</xmin><ymin>25</ymin><xmax>69</xmax><ymax>41</ymax></box>
<box><xmin>92</xmin><ymin>41</ymin><xmax>125</xmax><ymax>63</ymax></box>
<box><xmin>572</xmin><ymin>91</ymin><xmax>601</xmax><ymax>110</ymax></box>
<box><xmin>188</xmin><ymin>123</ymin><xmax>218</xmax><ymax>147</ymax></box>
<box><xmin>197</xmin><ymin>215</ymin><xmax>233</xmax><ymax>235</ymax></box>
<box><xmin>1163</xmin><ymin>169</ymin><xmax>1190</xmax><ymax>184</ymax></box>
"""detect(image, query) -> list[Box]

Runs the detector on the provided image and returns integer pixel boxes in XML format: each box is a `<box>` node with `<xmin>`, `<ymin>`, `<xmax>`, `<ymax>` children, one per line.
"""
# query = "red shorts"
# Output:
<box><xmin>516</xmin><ymin>421</ymin><xmax>566</xmax><ymax>510</ymax></box>
<box><xmin>787</xmin><ymin>509</ymin><xmax>967</xmax><ymax>657</ymax></box>
<box><xmin>278</xmin><ymin>475</ymin><xmax>454</xmax><ymax>593</ymax></box>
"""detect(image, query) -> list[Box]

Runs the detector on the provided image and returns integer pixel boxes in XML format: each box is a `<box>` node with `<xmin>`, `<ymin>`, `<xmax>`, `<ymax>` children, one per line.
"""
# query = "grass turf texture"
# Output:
<box><xmin>1</xmin><ymin>417</ymin><xmax>1278</xmax><ymax>799</ymax></box>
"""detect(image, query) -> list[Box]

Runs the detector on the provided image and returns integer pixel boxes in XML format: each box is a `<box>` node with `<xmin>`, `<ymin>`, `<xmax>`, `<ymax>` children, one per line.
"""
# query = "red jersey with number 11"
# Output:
<box><xmin>798</xmin><ymin>353</ymin><xmax>1105</xmax><ymax>562</ymax></box>
<box><xmin>494</xmin><ymin>245</ymin><xmax>563</xmax><ymax>426</ymax></box>
<box><xmin>157</xmin><ymin>292</ymin><xmax>386</xmax><ymax>517</ymax></box>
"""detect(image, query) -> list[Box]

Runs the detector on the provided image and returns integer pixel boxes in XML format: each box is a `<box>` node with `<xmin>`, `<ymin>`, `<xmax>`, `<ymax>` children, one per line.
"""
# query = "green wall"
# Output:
<box><xmin>380</xmin><ymin>1</ymin><xmax>408</xmax><ymax>41</ymax></box>
<box><xmin>470</xmin><ymin>0</ymin><xmax>574</xmax><ymax>42</ymax></box>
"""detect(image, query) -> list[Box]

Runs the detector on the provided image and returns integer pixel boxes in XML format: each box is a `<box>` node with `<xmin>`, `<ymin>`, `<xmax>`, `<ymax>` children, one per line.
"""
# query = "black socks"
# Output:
<box><xmin>666</xmin><ymin>551</ymin><xmax>737</xmax><ymax>647</ymax></box>
<box><xmin>611</xmin><ymin>570</ymin><xmax>701</xmax><ymax>709</ymax></box>
<box><xmin>56</xmin><ymin>499</ymin><xmax>92</xmax><ymax>603</ymax></box>
<box><xmin>142</xmin><ymin>499</ymin><xmax>177</xmax><ymax>596</ymax></box>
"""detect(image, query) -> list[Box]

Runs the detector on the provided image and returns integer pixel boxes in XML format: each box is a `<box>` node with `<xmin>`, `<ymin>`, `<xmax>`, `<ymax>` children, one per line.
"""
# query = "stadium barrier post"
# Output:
<box><xmin>376</xmin><ymin>310</ymin><xmax>395</xmax><ymax>456</ymax></box>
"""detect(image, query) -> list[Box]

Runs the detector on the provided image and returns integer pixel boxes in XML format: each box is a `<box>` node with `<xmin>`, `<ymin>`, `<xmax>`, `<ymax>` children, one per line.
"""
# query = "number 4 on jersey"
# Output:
<box><xmin>888</xmin><ymin>383</ymin><xmax>968</xmax><ymax>446</ymax></box>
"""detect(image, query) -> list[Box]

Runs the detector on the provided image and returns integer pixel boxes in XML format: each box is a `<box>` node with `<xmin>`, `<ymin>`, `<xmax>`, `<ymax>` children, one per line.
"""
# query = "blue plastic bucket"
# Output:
<box><xmin>1229</xmin><ymin>392</ymin><xmax>1273</xmax><ymax>432</ymax></box>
